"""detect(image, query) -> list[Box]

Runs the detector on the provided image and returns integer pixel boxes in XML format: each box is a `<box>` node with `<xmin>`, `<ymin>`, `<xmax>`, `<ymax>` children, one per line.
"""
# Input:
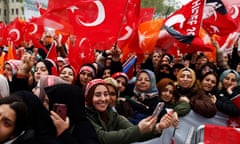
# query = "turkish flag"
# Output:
<box><xmin>24</xmin><ymin>18</ymin><xmax>45</xmax><ymax>42</ymax></box>
<box><xmin>202</xmin><ymin>0</ymin><xmax>238</xmax><ymax>36</ymax></box>
<box><xmin>47</xmin><ymin>0</ymin><xmax>84</xmax><ymax>12</ymax></box>
<box><xmin>36</xmin><ymin>1</ymin><xmax>47</xmax><ymax>15</ymax></box>
<box><xmin>120</xmin><ymin>7</ymin><xmax>155</xmax><ymax>62</ymax></box>
<box><xmin>117</xmin><ymin>0</ymin><xmax>141</xmax><ymax>49</ymax></box>
<box><xmin>68</xmin><ymin>37</ymin><xmax>95</xmax><ymax>73</ymax></box>
<box><xmin>222</xmin><ymin>0</ymin><xmax>240</xmax><ymax>32</ymax></box>
<box><xmin>67</xmin><ymin>0</ymin><xmax>128</xmax><ymax>50</ymax></box>
<box><xmin>5</xmin><ymin>17</ymin><xmax>26</xmax><ymax>46</ymax></box>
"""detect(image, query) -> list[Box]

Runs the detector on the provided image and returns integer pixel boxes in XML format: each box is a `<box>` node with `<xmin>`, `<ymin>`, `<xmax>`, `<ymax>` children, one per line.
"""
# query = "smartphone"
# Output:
<box><xmin>53</xmin><ymin>103</ymin><xmax>67</xmax><ymax>120</ymax></box>
<box><xmin>152</xmin><ymin>102</ymin><xmax>165</xmax><ymax>117</ymax></box>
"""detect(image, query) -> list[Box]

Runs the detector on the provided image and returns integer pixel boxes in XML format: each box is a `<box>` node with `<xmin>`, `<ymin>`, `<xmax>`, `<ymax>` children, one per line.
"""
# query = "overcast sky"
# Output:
<box><xmin>176</xmin><ymin>0</ymin><xmax>191</xmax><ymax>5</ymax></box>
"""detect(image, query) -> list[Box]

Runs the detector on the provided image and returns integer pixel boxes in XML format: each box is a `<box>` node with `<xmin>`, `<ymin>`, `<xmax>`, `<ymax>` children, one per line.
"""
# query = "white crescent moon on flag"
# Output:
<box><xmin>76</xmin><ymin>1</ymin><xmax>105</xmax><ymax>27</ymax></box>
<box><xmin>118</xmin><ymin>26</ymin><xmax>133</xmax><ymax>41</ymax></box>
<box><xmin>79</xmin><ymin>37</ymin><xmax>87</xmax><ymax>47</ymax></box>
<box><xmin>165</xmin><ymin>14</ymin><xmax>186</xmax><ymax>29</ymax></box>
<box><xmin>29</xmin><ymin>23</ymin><xmax>38</xmax><ymax>35</ymax></box>
<box><xmin>8</xmin><ymin>28</ymin><xmax>20</xmax><ymax>41</ymax></box>
<box><xmin>231</xmin><ymin>5</ymin><xmax>239</xmax><ymax>19</ymax></box>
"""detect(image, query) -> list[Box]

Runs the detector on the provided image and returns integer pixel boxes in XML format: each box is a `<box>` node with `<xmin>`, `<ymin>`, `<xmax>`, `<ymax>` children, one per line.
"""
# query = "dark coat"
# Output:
<box><xmin>45</xmin><ymin>84</ymin><xmax>100</xmax><ymax>144</ymax></box>
<box><xmin>215</xmin><ymin>88</ymin><xmax>240</xmax><ymax>116</ymax></box>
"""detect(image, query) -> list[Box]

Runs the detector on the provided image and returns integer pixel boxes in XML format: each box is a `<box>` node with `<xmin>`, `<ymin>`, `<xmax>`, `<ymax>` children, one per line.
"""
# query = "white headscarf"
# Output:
<box><xmin>0</xmin><ymin>74</ymin><xmax>10</xmax><ymax>98</ymax></box>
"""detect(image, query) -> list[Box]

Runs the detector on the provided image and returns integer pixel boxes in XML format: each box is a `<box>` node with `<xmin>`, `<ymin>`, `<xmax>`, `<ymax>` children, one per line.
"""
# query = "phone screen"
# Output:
<box><xmin>53</xmin><ymin>103</ymin><xmax>67</xmax><ymax>120</ymax></box>
<box><xmin>152</xmin><ymin>102</ymin><xmax>165</xmax><ymax>117</ymax></box>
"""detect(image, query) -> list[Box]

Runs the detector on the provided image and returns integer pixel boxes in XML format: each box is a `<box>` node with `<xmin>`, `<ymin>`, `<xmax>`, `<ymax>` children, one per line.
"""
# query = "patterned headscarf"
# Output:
<box><xmin>133</xmin><ymin>69</ymin><xmax>158</xmax><ymax>101</ymax></box>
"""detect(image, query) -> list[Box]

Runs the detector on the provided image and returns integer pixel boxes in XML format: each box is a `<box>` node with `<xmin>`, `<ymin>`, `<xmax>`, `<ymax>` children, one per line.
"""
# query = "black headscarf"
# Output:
<box><xmin>45</xmin><ymin>84</ymin><xmax>99</xmax><ymax>144</ymax></box>
<box><xmin>13</xmin><ymin>91</ymin><xmax>56</xmax><ymax>136</ymax></box>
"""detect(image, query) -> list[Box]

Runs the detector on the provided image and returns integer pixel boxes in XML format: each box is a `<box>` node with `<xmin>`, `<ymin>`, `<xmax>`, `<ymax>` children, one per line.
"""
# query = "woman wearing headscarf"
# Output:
<box><xmin>45</xmin><ymin>84</ymin><xmax>100</xmax><ymax>144</ymax></box>
<box><xmin>75</xmin><ymin>63</ymin><xmax>96</xmax><ymax>90</ymax></box>
<box><xmin>215</xmin><ymin>69</ymin><xmax>240</xmax><ymax>127</ymax></box>
<box><xmin>103</xmin><ymin>77</ymin><xmax>134</xmax><ymax>122</ymax></box>
<box><xmin>0</xmin><ymin>74</ymin><xmax>10</xmax><ymax>98</ymax></box>
<box><xmin>7</xmin><ymin>51</ymin><xmax>35</xmax><ymax>93</ymax></box>
<box><xmin>3</xmin><ymin>59</ymin><xmax>22</xmax><ymax>92</ymax></box>
<box><xmin>0</xmin><ymin>96</ymin><xmax>33</xmax><ymax>144</ymax></box>
<box><xmin>58</xmin><ymin>64</ymin><xmax>77</xmax><ymax>84</ymax></box>
<box><xmin>13</xmin><ymin>91</ymin><xmax>59</xmax><ymax>144</ymax></box>
<box><xmin>175</xmin><ymin>67</ymin><xmax>198</xmax><ymax>104</ymax></box>
<box><xmin>130</xmin><ymin>69</ymin><xmax>166</xmax><ymax>123</ymax></box>
<box><xmin>32</xmin><ymin>75</ymin><xmax>67</xmax><ymax>110</ymax></box>
<box><xmin>84</xmin><ymin>79</ymin><xmax>173</xmax><ymax>144</ymax></box>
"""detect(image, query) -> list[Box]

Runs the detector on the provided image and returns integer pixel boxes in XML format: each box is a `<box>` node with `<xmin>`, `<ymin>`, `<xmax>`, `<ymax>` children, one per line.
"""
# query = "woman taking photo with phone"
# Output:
<box><xmin>45</xmin><ymin>83</ymin><xmax>100</xmax><ymax>144</ymax></box>
<box><xmin>84</xmin><ymin>79</ymin><xmax>173</xmax><ymax>144</ymax></box>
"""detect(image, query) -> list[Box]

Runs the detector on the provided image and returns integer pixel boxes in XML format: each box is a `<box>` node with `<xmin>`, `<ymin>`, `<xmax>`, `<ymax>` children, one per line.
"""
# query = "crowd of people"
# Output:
<box><xmin>0</xmin><ymin>31</ymin><xmax>240</xmax><ymax>144</ymax></box>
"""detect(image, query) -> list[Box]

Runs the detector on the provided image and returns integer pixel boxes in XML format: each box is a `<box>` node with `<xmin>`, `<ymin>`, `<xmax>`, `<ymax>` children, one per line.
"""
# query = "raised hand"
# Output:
<box><xmin>138</xmin><ymin>116</ymin><xmax>157</xmax><ymax>134</ymax></box>
<box><xmin>50</xmin><ymin>111</ymin><xmax>70</xmax><ymax>136</ymax></box>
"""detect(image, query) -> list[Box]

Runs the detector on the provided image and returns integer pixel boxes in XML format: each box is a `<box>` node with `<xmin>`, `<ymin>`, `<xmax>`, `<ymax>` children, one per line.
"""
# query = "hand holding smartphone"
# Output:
<box><xmin>53</xmin><ymin>103</ymin><xmax>67</xmax><ymax>120</ymax></box>
<box><xmin>152</xmin><ymin>102</ymin><xmax>165</xmax><ymax>117</ymax></box>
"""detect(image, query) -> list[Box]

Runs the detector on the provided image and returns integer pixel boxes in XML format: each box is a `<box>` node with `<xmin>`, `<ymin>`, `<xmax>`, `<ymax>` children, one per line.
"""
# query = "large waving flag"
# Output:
<box><xmin>138</xmin><ymin>18</ymin><xmax>164</xmax><ymax>54</ymax></box>
<box><xmin>222</xmin><ymin>0</ymin><xmax>240</xmax><ymax>32</ymax></box>
<box><xmin>163</xmin><ymin>0</ymin><xmax>216</xmax><ymax>53</ymax></box>
<box><xmin>67</xmin><ymin>0</ymin><xmax>128</xmax><ymax>50</ymax></box>
<box><xmin>164</xmin><ymin>0</ymin><xmax>205</xmax><ymax>44</ymax></box>
<box><xmin>68</xmin><ymin>37</ymin><xmax>95</xmax><ymax>73</ymax></box>
<box><xmin>5</xmin><ymin>17</ymin><xmax>26</xmax><ymax>46</ymax></box>
<box><xmin>24</xmin><ymin>17</ymin><xmax>45</xmax><ymax>42</ymax></box>
<box><xmin>36</xmin><ymin>1</ymin><xmax>47</xmax><ymax>15</ymax></box>
<box><xmin>120</xmin><ymin>7</ymin><xmax>155</xmax><ymax>62</ymax></box>
<box><xmin>117</xmin><ymin>0</ymin><xmax>141</xmax><ymax>49</ymax></box>
<box><xmin>202</xmin><ymin>0</ymin><xmax>238</xmax><ymax>36</ymax></box>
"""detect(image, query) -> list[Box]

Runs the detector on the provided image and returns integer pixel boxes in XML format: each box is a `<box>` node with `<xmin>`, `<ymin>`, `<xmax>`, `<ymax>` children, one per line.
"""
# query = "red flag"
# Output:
<box><xmin>117</xmin><ymin>0</ymin><xmax>141</xmax><ymax>49</ymax></box>
<box><xmin>67</xmin><ymin>0</ymin><xmax>128</xmax><ymax>50</ymax></box>
<box><xmin>38</xmin><ymin>10</ymin><xmax>74</xmax><ymax>34</ymax></box>
<box><xmin>163</xmin><ymin>0</ymin><xmax>219</xmax><ymax>53</ymax></box>
<box><xmin>202</xmin><ymin>0</ymin><xmax>238</xmax><ymax>36</ymax></box>
<box><xmin>139</xmin><ymin>8</ymin><xmax>155</xmax><ymax>23</ymax></box>
<box><xmin>227</xmin><ymin>93</ymin><xmax>240</xmax><ymax>128</ymax></box>
<box><xmin>120</xmin><ymin>7</ymin><xmax>156</xmax><ymax>62</ymax></box>
<box><xmin>203</xmin><ymin>124</ymin><xmax>240</xmax><ymax>143</ymax></box>
<box><xmin>222</xmin><ymin>0</ymin><xmax>240</xmax><ymax>32</ymax></box>
<box><xmin>36</xmin><ymin>2</ymin><xmax>47</xmax><ymax>15</ymax></box>
<box><xmin>24</xmin><ymin>18</ymin><xmax>45</xmax><ymax>42</ymax></box>
<box><xmin>47</xmin><ymin>0</ymin><xmax>84</xmax><ymax>12</ymax></box>
<box><xmin>156</xmin><ymin>29</ymin><xmax>176</xmax><ymax>52</ymax></box>
<box><xmin>46</xmin><ymin>41</ymin><xmax>57</xmax><ymax>62</ymax></box>
<box><xmin>164</xmin><ymin>0</ymin><xmax>205</xmax><ymax>44</ymax></box>
<box><xmin>5</xmin><ymin>17</ymin><xmax>26</xmax><ymax>46</ymax></box>
<box><xmin>68</xmin><ymin>37</ymin><xmax>95</xmax><ymax>73</ymax></box>
<box><xmin>0</xmin><ymin>22</ymin><xmax>7</xmax><ymax>46</ymax></box>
